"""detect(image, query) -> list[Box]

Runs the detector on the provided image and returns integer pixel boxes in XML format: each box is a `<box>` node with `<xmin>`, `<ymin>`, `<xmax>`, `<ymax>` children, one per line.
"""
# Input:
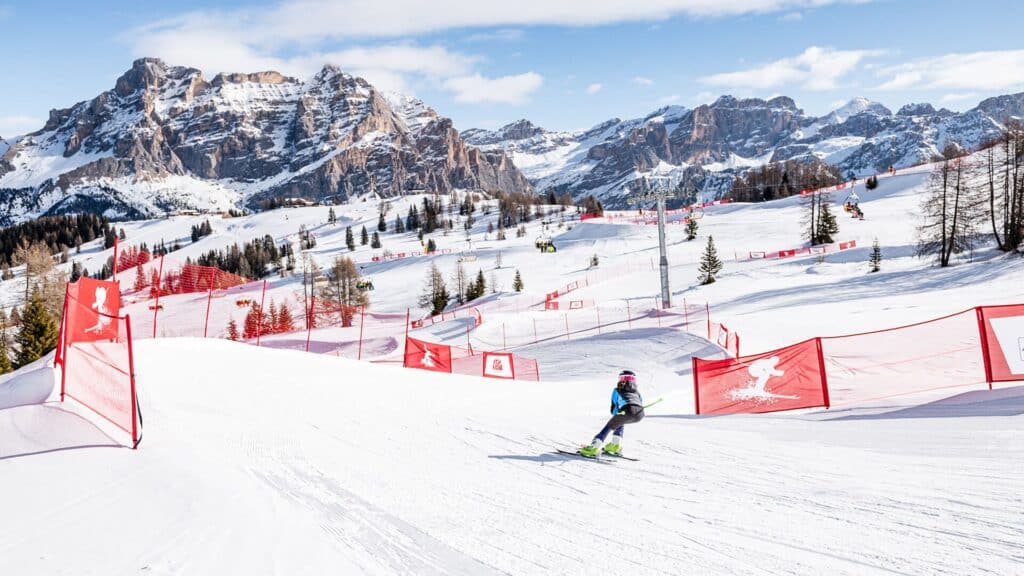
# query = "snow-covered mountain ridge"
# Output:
<box><xmin>0</xmin><ymin>58</ymin><xmax>531</xmax><ymax>225</ymax></box>
<box><xmin>465</xmin><ymin>93</ymin><xmax>1024</xmax><ymax>206</ymax></box>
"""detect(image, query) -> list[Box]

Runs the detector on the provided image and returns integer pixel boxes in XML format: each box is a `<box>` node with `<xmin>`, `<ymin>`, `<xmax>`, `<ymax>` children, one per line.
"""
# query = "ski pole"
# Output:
<box><xmin>642</xmin><ymin>397</ymin><xmax>664</xmax><ymax>409</ymax></box>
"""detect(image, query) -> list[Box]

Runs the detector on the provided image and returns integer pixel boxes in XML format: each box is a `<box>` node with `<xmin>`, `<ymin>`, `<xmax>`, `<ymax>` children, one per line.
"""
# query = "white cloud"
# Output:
<box><xmin>940</xmin><ymin>92</ymin><xmax>979</xmax><ymax>104</ymax></box>
<box><xmin>129</xmin><ymin>1</ymin><xmax>874</xmax><ymax>49</ymax></box>
<box><xmin>876</xmin><ymin>50</ymin><xmax>1024</xmax><ymax>92</ymax></box>
<box><xmin>586</xmin><ymin>83</ymin><xmax>603</xmax><ymax>95</ymax></box>
<box><xmin>632</xmin><ymin>76</ymin><xmax>654</xmax><ymax>86</ymax></box>
<box><xmin>0</xmin><ymin>115</ymin><xmax>43</xmax><ymax>137</ymax></box>
<box><xmin>465</xmin><ymin>28</ymin><xmax>523</xmax><ymax>42</ymax></box>
<box><xmin>658</xmin><ymin>95</ymin><xmax>681</xmax><ymax>104</ymax></box>
<box><xmin>443</xmin><ymin>72</ymin><xmax>543</xmax><ymax>104</ymax></box>
<box><xmin>779</xmin><ymin>11</ymin><xmax>803</xmax><ymax>21</ymax></box>
<box><xmin>700</xmin><ymin>46</ymin><xmax>884</xmax><ymax>91</ymax></box>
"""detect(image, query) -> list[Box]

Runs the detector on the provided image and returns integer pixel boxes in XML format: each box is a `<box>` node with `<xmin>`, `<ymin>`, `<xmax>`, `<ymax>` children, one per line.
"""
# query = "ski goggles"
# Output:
<box><xmin>617</xmin><ymin>374</ymin><xmax>636</xmax><ymax>385</ymax></box>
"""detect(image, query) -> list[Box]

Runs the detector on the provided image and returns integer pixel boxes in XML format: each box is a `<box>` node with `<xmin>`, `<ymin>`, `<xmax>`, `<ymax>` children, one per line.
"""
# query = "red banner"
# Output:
<box><xmin>66</xmin><ymin>277</ymin><xmax>121</xmax><ymax>342</ymax></box>
<box><xmin>482</xmin><ymin>352</ymin><xmax>515</xmax><ymax>379</ymax></box>
<box><xmin>403</xmin><ymin>336</ymin><xmax>452</xmax><ymax>373</ymax></box>
<box><xmin>979</xmin><ymin>304</ymin><xmax>1024</xmax><ymax>383</ymax></box>
<box><xmin>694</xmin><ymin>338</ymin><xmax>828</xmax><ymax>415</ymax></box>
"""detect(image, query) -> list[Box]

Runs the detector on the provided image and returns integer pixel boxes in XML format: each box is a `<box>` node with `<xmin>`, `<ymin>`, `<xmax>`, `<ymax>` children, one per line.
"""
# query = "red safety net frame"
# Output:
<box><xmin>978</xmin><ymin>304</ymin><xmax>1024</xmax><ymax>383</ymax></box>
<box><xmin>58</xmin><ymin>278</ymin><xmax>140</xmax><ymax>448</ymax></box>
<box><xmin>693</xmin><ymin>338</ymin><xmax>829</xmax><ymax>415</ymax></box>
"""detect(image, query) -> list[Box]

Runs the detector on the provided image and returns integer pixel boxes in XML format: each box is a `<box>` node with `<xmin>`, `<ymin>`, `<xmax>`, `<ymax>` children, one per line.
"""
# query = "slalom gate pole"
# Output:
<box><xmin>126</xmin><ymin>314</ymin><xmax>139</xmax><ymax>449</ymax></box>
<box><xmin>203</xmin><ymin>286</ymin><xmax>213</xmax><ymax>338</ymax></box>
<box><xmin>357</xmin><ymin>305</ymin><xmax>366</xmax><ymax>360</ymax></box>
<box><xmin>152</xmin><ymin>256</ymin><xmax>164</xmax><ymax>338</ymax></box>
<box><xmin>112</xmin><ymin>236</ymin><xmax>119</xmax><ymax>282</ymax></box>
<box><xmin>255</xmin><ymin>279</ymin><xmax>267</xmax><ymax>347</ymax></box>
<box><xmin>305</xmin><ymin>296</ymin><xmax>314</xmax><ymax>353</ymax></box>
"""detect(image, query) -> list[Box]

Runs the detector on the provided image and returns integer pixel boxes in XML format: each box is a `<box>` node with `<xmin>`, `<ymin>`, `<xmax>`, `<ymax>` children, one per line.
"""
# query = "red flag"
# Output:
<box><xmin>695</xmin><ymin>338</ymin><xmax>828</xmax><ymax>415</ymax></box>
<box><xmin>66</xmin><ymin>277</ymin><xmax>122</xmax><ymax>343</ymax></box>
<box><xmin>404</xmin><ymin>337</ymin><xmax>452</xmax><ymax>373</ymax></box>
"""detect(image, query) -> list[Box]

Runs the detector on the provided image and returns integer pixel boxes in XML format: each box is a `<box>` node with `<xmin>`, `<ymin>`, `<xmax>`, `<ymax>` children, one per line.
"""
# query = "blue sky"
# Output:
<box><xmin>1</xmin><ymin>0</ymin><xmax>1023</xmax><ymax>137</ymax></box>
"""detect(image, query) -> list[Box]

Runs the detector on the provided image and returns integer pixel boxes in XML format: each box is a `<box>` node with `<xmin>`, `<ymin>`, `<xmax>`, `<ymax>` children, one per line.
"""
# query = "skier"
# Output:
<box><xmin>579</xmin><ymin>370</ymin><xmax>644</xmax><ymax>458</ymax></box>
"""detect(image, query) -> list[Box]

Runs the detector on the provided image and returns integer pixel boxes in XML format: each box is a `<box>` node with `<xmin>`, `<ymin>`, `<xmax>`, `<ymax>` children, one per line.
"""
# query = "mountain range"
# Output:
<box><xmin>0</xmin><ymin>58</ymin><xmax>529</xmax><ymax>225</ymax></box>
<box><xmin>463</xmin><ymin>93</ymin><xmax>1024</xmax><ymax>206</ymax></box>
<box><xmin>2</xmin><ymin>57</ymin><xmax>1023</xmax><ymax>223</ymax></box>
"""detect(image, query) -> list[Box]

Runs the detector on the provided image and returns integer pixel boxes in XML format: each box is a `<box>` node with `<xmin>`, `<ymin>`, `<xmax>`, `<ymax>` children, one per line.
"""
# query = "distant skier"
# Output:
<box><xmin>579</xmin><ymin>370</ymin><xmax>644</xmax><ymax>458</ymax></box>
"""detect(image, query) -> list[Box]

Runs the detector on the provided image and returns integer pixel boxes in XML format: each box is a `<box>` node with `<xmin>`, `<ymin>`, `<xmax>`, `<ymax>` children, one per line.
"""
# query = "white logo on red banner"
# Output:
<box><xmin>728</xmin><ymin>356</ymin><xmax>798</xmax><ymax>402</ymax></box>
<box><xmin>482</xmin><ymin>352</ymin><xmax>515</xmax><ymax>379</ymax></box>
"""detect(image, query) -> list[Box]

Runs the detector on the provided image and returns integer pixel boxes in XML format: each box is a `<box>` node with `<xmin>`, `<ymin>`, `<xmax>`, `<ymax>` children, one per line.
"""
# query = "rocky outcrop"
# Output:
<box><xmin>0</xmin><ymin>58</ymin><xmax>530</xmax><ymax>224</ymax></box>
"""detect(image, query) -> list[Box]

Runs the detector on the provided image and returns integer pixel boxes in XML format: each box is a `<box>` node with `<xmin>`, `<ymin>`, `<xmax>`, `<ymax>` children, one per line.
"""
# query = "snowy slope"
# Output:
<box><xmin>2</xmin><ymin>339</ymin><xmax>1022</xmax><ymax>575</ymax></box>
<box><xmin>2</xmin><ymin>147</ymin><xmax>1023</xmax><ymax>574</ymax></box>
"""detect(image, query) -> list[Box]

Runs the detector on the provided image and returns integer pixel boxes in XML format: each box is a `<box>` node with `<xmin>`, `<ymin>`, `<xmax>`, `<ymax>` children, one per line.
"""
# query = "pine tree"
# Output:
<box><xmin>869</xmin><ymin>237</ymin><xmax>882</xmax><ymax>273</ymax></box>
<box><xmin>227</xmin><ymin>319</ymin><xmax>240</xmax><ymax>341</ymax></box>
<box><xmin>360</xmin><ymin>226</ymin><xmax>369</xmax><ymax>245</ymax></box>
<box><xmin>513</xmin><ymin>269</ymin><xmax>524</xmax><ymax>292</ymax></box>
<box><xmin>243</xmin><ymin>302</ymin><xmax>262</xmax><ymax>339</ymax></box>
<box><xmin>686</xmin><ymin>218</ymin><xmax>698</xmax><ymax>241</ymax></box>
<box><xmin>698</xmin><ymin>236</ymin><xmax>723</xmax><ymax>285</ymax></box>
<box><xmin>590</xmin><ymin>253</ymin><xmax>599</xmax><ymax>268</ymax></box>
<box><xmin>345</xmin><ymin>226</ymin><xmax>355</xmax><ymax>251</ymax></box>
<box><xmin>474</xmin><ymin>269</ymin><xmax>486</xmax><ymax>299</ymax></box>
<box><xmin>378</xmin><ymin>211</ymin><xmax>387</xmax><ymax>232</ymax></box>
<box><xmin>277</xmin><ymin>303</ymin><xmax>296</xmax><ymax>333</ymax></box>
<box><xmin>0</xmin><ymin>323</ymin><xmax>12</xmax><ymax>375</ymax></box>
<box><xmin>328</xmin><ymin>207</ymin><xmax>337</xmax><ymax>224</ymax></box>
<box><xmin>816</xmin><ymin>198</ymin><xmax>839</xmax><ymax>244</ymax></box>
<box><xmin>394</xmin><ymin>215</ymin><xmax>405</xmax><ymax>234</ymax></box>
<box><xmin>319</xmin><ymin>256</ymin><xmax>369</xmax><ymax>327</ymax></box>
<box><xmin>133</xmin><ymin>263</ymin><xmax>148</xmax><ymax>291</ymax></box>
<box><xmin>426</xmin><ymin>238</ymin><xmax>437</xmax><ymax>253</ymax></box>
<box><xmin>15</xmin><ymin>291</ymin><xmax>58</xmax><ymax>367</ymax></box>
<box><xmin>371</xmin><ymin>231</ymin><xmax>382</xmax><ymax>248</ymax></box>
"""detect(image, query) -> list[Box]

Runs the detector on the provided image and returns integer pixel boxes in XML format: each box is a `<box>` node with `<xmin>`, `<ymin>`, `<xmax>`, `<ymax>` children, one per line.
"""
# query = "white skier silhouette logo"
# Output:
<box><xmin>492</xmin><ymin>358</ymin><xmax>504</xmax><ymax>371</ymax></box>
<box><xmin>420</xmin><ymin>348</ymin><xmax>436</xmax><ymax>368</ymax></box>
<box><xmin>83</xmin><ymin>286</ymin><xmax>112</xmax><ymax>334</ymax></box>
<box><xmin>728</xmin><ymin>356</ymin><xmax>799</xmax><ymax>403</ymax></box>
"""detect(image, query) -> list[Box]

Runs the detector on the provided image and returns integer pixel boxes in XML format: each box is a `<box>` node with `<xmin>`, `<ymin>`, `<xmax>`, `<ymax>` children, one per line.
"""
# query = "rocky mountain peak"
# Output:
<box><xmin>973</xmin><ymin>92</ymin><xmax>1024</xmax><ymax>125</ymax></box>
<box><xmin>211</xmin><ymin>71</ymin><xmax>295</xmax><ymax>86</ymax></box>
<box><xmin>498</xmin><ymin>119</ymin><xmax>546</xmax><ymax>140</ymax></box>
<box><xmin>0</xmin><ymin>58</ymin><xmax>531</xmax><ymax>224</ymax></box>
<box><xmin>897</xmin><ymin>102</ymin><xmax>937</xmax><ymax>117</ymax></box>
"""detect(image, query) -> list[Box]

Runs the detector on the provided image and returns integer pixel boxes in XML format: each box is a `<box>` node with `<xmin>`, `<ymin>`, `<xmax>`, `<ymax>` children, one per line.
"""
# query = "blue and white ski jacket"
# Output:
<box><xmin>610</xmin><ymin>388</ymin><xmax>643</xmax><ymax>414</ymax></box>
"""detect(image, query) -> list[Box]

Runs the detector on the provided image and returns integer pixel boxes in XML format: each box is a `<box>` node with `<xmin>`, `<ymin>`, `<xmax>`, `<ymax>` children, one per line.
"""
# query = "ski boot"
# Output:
<box><xmin>602</xmin><ymin>435</ymin><xmax>623</xmax><ymax>457</ymax></box>
<box><xmin>579</xmin><ymin>440</ymin><xmax>602</xmax><ymax>458</ymax></box>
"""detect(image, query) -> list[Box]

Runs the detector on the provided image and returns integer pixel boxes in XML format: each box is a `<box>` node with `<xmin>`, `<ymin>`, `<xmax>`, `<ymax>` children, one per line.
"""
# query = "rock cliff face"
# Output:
<box><xmin>0</xmin><ymin>58</ymin><xmax>531</xmax><ymax>224</ymax></box>
<box><xmin>465</xmin><ymin>93</ymin><xmax>1024</xmax><ymax>207</ymax></box>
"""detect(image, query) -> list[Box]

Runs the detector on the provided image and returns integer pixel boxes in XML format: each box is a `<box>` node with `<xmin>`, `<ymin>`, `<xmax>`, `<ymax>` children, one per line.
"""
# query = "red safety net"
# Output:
<box><xmin>978</xmin><ymin>304</ymin><xmax>1024</xmax><ymax>383</ymax></box>
<box><xmin>121</xmin><ymin>254</ymin><xmax>248</xmax><ymax>302</ymax></box>
<box><xmin>59</xmin><ymin>278</ymin><xmax>139</xmax><ymax>446</ymax></box>
<box><xmin>820</xmin><ymin>309</ymin><xmax>986</xmax><ymax>406</ymax></box>
<box><xmin>405</xmin><ymin>336</ymin><xmax>540</xmax><ymax>381</ymax></box>
<box><xmin>693</xmin><ymin>338</ymin><xmax>828</xmax><ymax>415</ymax></box>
